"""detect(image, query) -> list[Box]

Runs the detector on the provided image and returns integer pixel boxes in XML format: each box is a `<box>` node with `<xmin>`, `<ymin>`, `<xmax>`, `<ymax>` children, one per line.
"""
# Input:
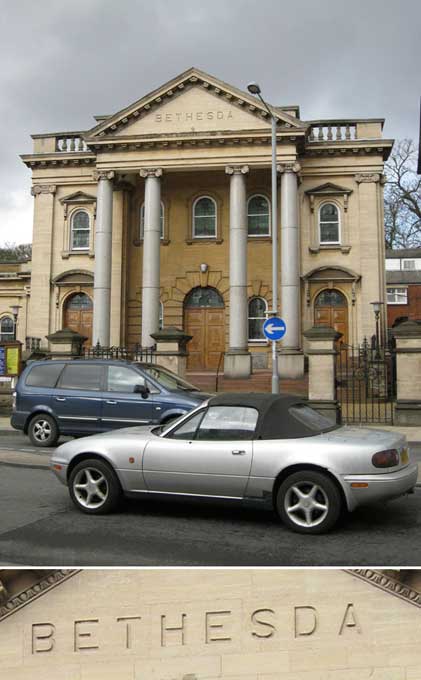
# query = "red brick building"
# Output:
<box><xmin>386</xmin><ymin>248</ymin><xmax>421</xmax><ymax>326</ymax></box>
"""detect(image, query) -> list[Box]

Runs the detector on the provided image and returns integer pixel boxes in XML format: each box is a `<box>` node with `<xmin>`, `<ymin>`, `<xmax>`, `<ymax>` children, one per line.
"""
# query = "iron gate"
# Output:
<box><xmin>336</xmin><ymin>339</ymin><xmax>396</xmax><ymax>424</ymax></box>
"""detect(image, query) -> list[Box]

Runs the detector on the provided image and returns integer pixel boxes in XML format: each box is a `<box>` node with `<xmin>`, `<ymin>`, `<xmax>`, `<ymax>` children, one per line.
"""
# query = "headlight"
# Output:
<box><xmin>372</xmin><ymin>449</ymin><xmax>399</xmax><ymax>468</ymax></box>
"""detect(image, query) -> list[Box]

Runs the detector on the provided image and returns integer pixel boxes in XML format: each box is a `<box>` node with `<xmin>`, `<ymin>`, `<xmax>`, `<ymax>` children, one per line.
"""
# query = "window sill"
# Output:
<box><xmin>62</xmin><ymin>250</ymin><xmax>93</xmax><ymax>259</ymax></box>
<box><xmin>309</xmin><ymin>244</ymin><xmax>351</xmax><ymax>254</ymax></box>
<box><xmin>248</xmin><ymin>236</ymin><xmax>271</xmax><ymax>242</ymax></box>
<box><xmin>186</xmin><ymin>237</ymin><xmax>223</xmax><ymax>245</ymax></box>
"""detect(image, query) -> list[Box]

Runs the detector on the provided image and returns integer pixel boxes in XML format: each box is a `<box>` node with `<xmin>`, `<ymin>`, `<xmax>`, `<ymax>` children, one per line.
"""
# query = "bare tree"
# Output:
<box><xmin>384</xmin><ymin>139</ymin><xmax>421</xmax><ymax>249</ymax></box>
<box><xmin>0</xmin><ymin>241</ymin><xmax>32</xmax><ymax>262</ymax></box>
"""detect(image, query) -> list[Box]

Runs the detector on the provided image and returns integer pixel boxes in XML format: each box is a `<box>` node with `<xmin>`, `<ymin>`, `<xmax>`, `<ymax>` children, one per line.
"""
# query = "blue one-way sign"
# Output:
<box><xmin>263</xmin><ymin>317</ymin><xmax>287</xmax><ymax>341</ymax></box>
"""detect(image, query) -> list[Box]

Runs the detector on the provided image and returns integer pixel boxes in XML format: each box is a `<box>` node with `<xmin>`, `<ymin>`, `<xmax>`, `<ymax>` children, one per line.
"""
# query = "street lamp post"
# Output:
<box><xmin>370</xmin><ymin>301</ymin><xmax>384</xmax><ymax>360</ymax></box>
<box><xmin>247</xmin><ymin>82</ymin><xmax>279</xmax><ymax>394</ymax></box>
<box><xmin>9</xmin><ymin>305</ymin><xmax>22</xmax><ymax>341</ymax></box>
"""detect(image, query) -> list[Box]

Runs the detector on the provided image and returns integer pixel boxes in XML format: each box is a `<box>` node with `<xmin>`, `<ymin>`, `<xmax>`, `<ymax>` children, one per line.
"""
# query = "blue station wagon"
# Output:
<box><xmin>11</xmin><ymin>359</ymin><xmax>210</xmax><ymax>447</ymax></box>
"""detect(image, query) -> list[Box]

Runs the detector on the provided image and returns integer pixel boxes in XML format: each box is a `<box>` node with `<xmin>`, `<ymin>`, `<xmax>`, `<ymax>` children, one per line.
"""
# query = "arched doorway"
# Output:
<box><xmin>314</xmin><ymin>289</ymin><xmax>348</xmax><ymax>343</ymax></box>
<box><xmin>63</xmin><ymin>292</ymin><xmax>93</xmax><ymax>346</ymax></box>
<box><xmin>184</xmin><ymin>287</ymin><xmax>225</xmax><ymax>370</ymax></box>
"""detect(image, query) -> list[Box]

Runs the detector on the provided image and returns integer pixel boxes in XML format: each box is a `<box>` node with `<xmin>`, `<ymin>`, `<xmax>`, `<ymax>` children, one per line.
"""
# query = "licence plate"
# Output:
<box><xmin>401</xmin><ymin>447</ymin><xmax>409</xmax><ymax>465</ymax></box>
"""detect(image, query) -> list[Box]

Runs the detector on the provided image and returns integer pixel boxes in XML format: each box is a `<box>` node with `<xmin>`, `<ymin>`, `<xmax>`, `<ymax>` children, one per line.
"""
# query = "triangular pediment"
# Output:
<box><xmin>305</xmin><ymin>182</ymin><xmax>353</xmax><ymax>195</ymax></box>
<box><xmin>2</xmin><ymin>569</ymin><xmax>421</xmax><ymax>680</ymax></box>
<box><xmin>59</xmin><ymin>191</ymin><xmax>97</xmax><ymax>204</ymax></box>
<box><xmin>86</xmin><ymin>67</ymin><xmax>304</xmax><ymax>140</ymax></box>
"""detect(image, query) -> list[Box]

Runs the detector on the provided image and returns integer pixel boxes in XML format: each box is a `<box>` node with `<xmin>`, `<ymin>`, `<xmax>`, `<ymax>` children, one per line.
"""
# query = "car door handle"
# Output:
<box><xmin>232</xmin><ymin>449</ymin><xmax>246</xmax><ymax>455</ymax></box>
<box><xmin>106</xmin><ymin>400</ymin><xmax>117</xmax><ymax>405</ymax></box>
<box><xmin>55</xmin><ymin>397</ymin><xmax>66</xmax><ymax>402</ymax></box>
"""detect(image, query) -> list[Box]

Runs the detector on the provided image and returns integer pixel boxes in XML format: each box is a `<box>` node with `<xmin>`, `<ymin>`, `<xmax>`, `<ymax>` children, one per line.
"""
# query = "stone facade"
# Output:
<box><xmin>1</xmin><ymin>568</ymin><xmax>421</xmax><ymax>679</ymax></box>
<box><xmin>11</xmin><ymin>67</ymin><xmax>392</xmax><ymax>376</ymax></box>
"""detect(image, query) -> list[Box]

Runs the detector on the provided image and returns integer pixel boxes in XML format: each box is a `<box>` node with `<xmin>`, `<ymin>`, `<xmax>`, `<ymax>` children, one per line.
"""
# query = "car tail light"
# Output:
<box><xmin>372</xmin><ymin>449</ymin><xmax>399</xmax><ymax>468</ymax></box>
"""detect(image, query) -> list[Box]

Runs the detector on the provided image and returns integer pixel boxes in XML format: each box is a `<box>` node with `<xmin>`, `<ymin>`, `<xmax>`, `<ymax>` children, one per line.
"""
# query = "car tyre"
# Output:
<box><xmin>28</xmin><ymin>413</ymin><xmax>59</xmax><ymax>447</ymax></box>
<box><xmin>276</xmin><ymin>470</ymin><xmax>342</xmax><ymax>534</ymax></box>
<box><xmin>69</xmin><ymin>458</ymin><xmax>122</xmax><ymax>515</ymax></box>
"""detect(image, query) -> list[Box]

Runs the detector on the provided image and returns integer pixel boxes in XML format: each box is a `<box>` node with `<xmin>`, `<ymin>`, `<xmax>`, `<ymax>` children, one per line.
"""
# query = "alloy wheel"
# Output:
<box><xmin>284</xmin><ymin>481</ymin><xmax>329</xmax><ymax>528</ymax></box>
<box><xmin>73</xmin><ymin>467</ymin><xmax>109</xmax><ymax>510</ymax></box>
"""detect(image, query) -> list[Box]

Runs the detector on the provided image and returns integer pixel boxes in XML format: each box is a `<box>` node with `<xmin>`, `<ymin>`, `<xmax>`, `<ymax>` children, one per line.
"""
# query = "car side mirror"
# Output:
<box><xmin>134</xmin><ymin>384</ymin><xmax>150</xmax><ymax>399</ymax></box>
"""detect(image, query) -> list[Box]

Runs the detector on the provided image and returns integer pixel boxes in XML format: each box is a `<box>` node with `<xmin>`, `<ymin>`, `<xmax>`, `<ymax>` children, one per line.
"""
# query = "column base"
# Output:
<box><xmin>308</xmin><ymin>400</ymin><xmax>341</xmax><ymax>425</ymax></box>
<box><xmin>394</xmin><ymin>401</ymin><xmax>421</xmax><ymax>426</ymax></box>
<box><xmin>277</xmin><ymin>350</ymin><xmax>305</xmax><ymax>379</ymax></box>
<box><xmin>224</xmin><ymin>351</ymin><xmax>252</xmax><ymax>378</ymax></box>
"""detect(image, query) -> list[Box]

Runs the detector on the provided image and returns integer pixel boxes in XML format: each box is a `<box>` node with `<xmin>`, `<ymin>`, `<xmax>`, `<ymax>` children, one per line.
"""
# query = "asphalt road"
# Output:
<box><xmin>1</xmin><ymin>435</ymin><xmax>421</xmax><ymax>567</ymax></box>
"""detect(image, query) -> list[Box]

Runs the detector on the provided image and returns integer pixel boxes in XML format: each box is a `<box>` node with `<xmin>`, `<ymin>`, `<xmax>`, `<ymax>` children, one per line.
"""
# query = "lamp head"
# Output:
<box><xmin>370</xmin><ymin>300</ymin><xmax>384</xmax><ymax>315</ymax></box>
<box><xmin>247</xmin><ymin>82</ymin><xmax>261</xmax><ymax>96</ymax></box>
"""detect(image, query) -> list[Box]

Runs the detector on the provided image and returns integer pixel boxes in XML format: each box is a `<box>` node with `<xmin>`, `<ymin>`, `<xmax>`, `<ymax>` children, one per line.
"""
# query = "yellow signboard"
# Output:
<box><xmin>6</xmin><ymin>346</ymin><xmax>20</xmax><ymax>376</ymax></box>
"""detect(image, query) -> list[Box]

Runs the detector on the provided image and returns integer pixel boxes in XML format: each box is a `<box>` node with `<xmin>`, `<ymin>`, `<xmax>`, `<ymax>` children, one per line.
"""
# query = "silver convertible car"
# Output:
<box><xmin>50</xmin><ymin>393</ymin><xmax>418</xmax><ymax>534</ymax></box>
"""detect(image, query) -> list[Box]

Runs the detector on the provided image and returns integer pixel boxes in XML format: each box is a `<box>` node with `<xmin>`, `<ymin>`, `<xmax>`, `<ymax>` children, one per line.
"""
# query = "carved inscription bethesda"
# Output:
<box><xmin>154</xmin><ymin>110</ymin><xmax>234</xmax><ymax>123</ymax></box>
<box><xmin>30</xmin><ymin>603</ymin><xmax>361</xmax><ymax>656</ymax></box>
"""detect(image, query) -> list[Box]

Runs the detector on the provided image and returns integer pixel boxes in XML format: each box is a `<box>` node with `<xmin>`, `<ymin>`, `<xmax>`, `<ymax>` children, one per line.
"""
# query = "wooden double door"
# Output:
<box><xmin>185</xmin><ymin>307</ymin><xmax>225</xmax><ymax>370</ymax></box>
<box><xmin>63</xmin><ymin>293</ymin><xmax>93</xmax><ymax>346</ymax></box>
<box><xmin>314</xmin><ymin>289</ymin><xmax>348</xmax><ymax>344</ymax></box>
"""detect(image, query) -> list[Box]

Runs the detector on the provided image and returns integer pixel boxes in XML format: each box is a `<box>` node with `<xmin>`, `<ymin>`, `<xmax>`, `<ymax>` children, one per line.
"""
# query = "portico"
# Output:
<box><xmin>19</xmin><ymin>67</ymin><xmax>393</xmax><ymax>379</ymax></box>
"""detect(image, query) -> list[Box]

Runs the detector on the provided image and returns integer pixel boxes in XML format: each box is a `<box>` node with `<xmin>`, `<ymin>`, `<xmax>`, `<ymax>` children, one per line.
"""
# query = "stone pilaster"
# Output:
<box><xmin>277</xmin><ymin>162</ymin><xmax>304</xmax><ymax>378</ymax></box>
<box><xmin>303</xmin><ymin>325</ymin><xmax>342</xmax><ymax>423</ymax></box>
<box><xmin>356</xmin><ymin>172</ymin><xmax>385</xmax><ymax>341</ymax></box>
<box><xmin>392</xmin><ymin>321</ymin><xmax>421</xmax><ymax>425</ymax></box>
<box><xmin>27</xmin><ymin>184</ymin><xmax>56</xmax><ymax>346</ymax></box>
<box><xmin>224</xmin><ymin>165</ymin><xmax>251</xmax><ymax>378</ymax></box>
<box><xmin>140</xmin><ymin>168</ymin><xmax>162</xmax><ymax>348</ymax></box>
<box><xmin>92</xmin><ymin>170</ymin><xmax>114</xmax><ymax>346</ymax></box>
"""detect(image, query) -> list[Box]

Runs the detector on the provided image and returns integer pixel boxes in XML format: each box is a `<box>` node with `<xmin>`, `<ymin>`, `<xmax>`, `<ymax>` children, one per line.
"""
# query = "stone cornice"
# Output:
<box><xmin>0</xmin><ymin>570</ymin><xmax>80</xmax><ymax>622</ymax></box>
<box><xmin>347</xmin><ymin>569</ymin><xmax>421</xmax><ymax>609</ymax></box>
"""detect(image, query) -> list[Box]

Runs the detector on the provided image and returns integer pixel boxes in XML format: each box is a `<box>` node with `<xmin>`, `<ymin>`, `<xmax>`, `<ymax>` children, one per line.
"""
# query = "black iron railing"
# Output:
<box><xmin>82</xmin><ymin>343</ymin><xmax>157</xmax><ymax>363</ymax></box>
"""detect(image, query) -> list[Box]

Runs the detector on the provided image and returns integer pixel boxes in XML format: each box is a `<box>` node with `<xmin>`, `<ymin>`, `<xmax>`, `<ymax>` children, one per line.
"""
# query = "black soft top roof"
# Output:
<box><xmin>208</xmin><ymin>393</ymin><xmax>318</xmax><ymax>439</ymax></box>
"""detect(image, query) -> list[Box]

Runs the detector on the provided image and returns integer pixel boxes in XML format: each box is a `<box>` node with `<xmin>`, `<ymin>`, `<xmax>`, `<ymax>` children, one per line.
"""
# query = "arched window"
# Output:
<box><xmin>70</xmin><ymin>210</ymin><xmax>90</xmax><ymax>250</ymax></box>
<box><xmin>319</xmin><ymin>203</ymin><xmax>340</xmax><ymax>244</ymax></box>
<box><xmin>184</xmin><ymin>287</ymin><xmax>224</xmax><ymax>308</ymax></box>
<box><xmin>248</xmin><ymin>297</ymin><xmax>267</xmax><ymax>341</ymax></box>
<box><xmin>248</xmin><ymin>195</ymin><xmax>270</xmax><ymax>236</ymax></box>
<box><xmin>140</xmin><ymin>202</ymin><xmax>164</xmax><ymax>239</ymax></box>
<box><xmin>193</xmin><ymin>197</ymin><xmax>217</xmax><ymax>238</ymax></box>
<box><xmin>0</xmin><ymin>316</ymin><xmax>14</xmax><ymax>342</ymax></box>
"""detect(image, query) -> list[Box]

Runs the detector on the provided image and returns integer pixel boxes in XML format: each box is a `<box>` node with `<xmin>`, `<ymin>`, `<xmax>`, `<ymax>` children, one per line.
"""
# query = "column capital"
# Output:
<box><xmin>31</xmin><ymin>184</ymin><xmax>56</xmax><ymax>196</ymax></box>
<box><xmin>93</xmin><ymin>170</ymin><xmax>115</xmax><ymax>182</ymax></box>
<box><xmin>276</xmin><ymin>161</ymin><xmax>301</xmax><ymax>175</ymax></box>
<box><xmin>139</xmin><ymin>168</ymin><xmax>163</xmax><ymax>178</ymax></box>
<box><xmin>225</xmin><ymin>165</ymin><xmax>249</xmax><ymax>176</ymax></box>
<box><xmin>355</xmin><ymin>172</ymin><xmax>381</xmax><ymax>184</ymax></box>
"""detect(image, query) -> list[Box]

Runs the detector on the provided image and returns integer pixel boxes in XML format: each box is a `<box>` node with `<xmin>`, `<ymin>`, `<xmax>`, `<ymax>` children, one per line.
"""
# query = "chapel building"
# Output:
<box><xmin>14</xmin><ymin>67</ymin><xmax>392</xmax><ymax>377</ymax></box>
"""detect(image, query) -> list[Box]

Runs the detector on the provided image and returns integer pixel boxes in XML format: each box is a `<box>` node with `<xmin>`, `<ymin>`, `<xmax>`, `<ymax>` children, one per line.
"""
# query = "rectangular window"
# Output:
<box><xmin>58</xmin><ymin>364</ymin><xmax>104</xmax><ymax>390</ymax></box>
<box><xmin>402</xmin><ymin>259</ymin><xmax>416</xmax><ymax>270</ymax></box>
<box><xmin>387</xmin><ymin>287</ymin><xmax>408</xmax><ymax>304</ymax></box>
<box><xmin>385</xmin><ymin>259</ymin><xmax>400</xmax><ymax>270</ymax></box>
<box><xmin>26</xmin><ymin>363</ymin><xmax>65</xmax><ymax>388</ymax></box>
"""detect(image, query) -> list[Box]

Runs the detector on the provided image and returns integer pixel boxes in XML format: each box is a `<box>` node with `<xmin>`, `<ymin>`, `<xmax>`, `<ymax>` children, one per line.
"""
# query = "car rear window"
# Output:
<box><xmin>289</xmin><ymin>404</ymin><xmax>337</xmax><ymax>432</ymax></box>
<box><xmin>58</xmin><ymin>364</ymin><xmax>103</xmax><ymax>391</ymax></box>
<box><xmin>25</xmin><ymin>363</ymin><xmax>65</xmax><ymax>388</ymax></box>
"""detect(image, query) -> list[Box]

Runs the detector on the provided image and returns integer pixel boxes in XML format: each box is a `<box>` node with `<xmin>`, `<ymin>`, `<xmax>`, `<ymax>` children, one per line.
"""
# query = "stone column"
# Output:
<box><xmin>277</xmin><ymin>162</ymin><xmax>304</xmax><ymax>378</ymax></box>
<box><xmin>92</xmin><ymin>170</ymin><xmax>114</xmax><ymax>346</ymax></box>
<box><xmin>303</xmin><ymin>325</ymin><xmax>342</xmax><ymax>423</ymax></box>
<box><xmin>27</xmin><ymin>184</ymin><xmax>56</xmax><ymax>346</ymax></box>
<box><xmin>224</xmin><ymin>165</ymin><xmax>251</xmax><ymax>378</ymax></box>
<box><xmin>392</xmin><ymin>321</ymin><xmax>421</xmax><ymax>425</ymax></box>
<box><xmin>140</xmin><ymin>168</ymin><xmax>162</xmax><ymax>348</ymax></box>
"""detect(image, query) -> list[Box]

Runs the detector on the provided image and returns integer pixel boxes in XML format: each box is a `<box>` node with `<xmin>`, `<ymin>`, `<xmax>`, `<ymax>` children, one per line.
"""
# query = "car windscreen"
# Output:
<box><xmin>288</xmin><ymin>404</ymin><xmax>338</xmax><ymax>433</ymax></box>
<box><xmin>25</xmin><ymin>363</ymin><xmax>65</xmax><ymax>388</ymax></box>
<box><xmin>142</xmin><ymin>365</ymin><xmax>199</xmax><ymax>392</ymax></box>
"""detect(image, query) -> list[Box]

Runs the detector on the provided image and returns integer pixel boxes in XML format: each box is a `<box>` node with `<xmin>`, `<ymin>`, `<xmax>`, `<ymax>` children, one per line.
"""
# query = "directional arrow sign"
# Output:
<box><xmin>263</xmin><ymin>316</ymin><xmax>287</xmax><ymax>341</ymax></box>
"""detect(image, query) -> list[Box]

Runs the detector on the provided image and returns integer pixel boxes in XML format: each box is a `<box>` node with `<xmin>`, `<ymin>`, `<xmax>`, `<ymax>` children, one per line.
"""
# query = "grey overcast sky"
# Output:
<box><xmin>0</xmin><ymin>0</ymin><xmax>420</xmax><ymax>245</ymax></box>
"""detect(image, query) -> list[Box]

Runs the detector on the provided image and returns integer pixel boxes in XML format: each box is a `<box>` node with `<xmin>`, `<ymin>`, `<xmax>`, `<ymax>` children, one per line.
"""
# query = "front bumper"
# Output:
<box><xmin>342</xmin><ymin>463</ymin><xmax>418</xmax><ymax>511</ymax></box>
<box><xmin>50</xmin><ymin>458</ymin><xmax>69</xmax><ymax>486</ymax></box>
